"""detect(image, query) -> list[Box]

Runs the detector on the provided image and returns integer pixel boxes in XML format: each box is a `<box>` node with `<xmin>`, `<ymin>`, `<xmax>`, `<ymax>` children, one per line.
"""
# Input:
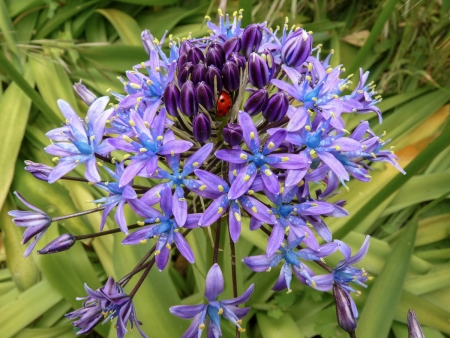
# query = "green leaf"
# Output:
<box><xmin>13</xmin><ymin>324</ymin><xmax>73</xmax><ymax>338</ymax></box>
<box><xmin>0</xmin><ymin>63</ymin><xmax>34</xmax><ymax>210</ymax></box>
<box><xmin>96</xmin><ymin>8</ymin><xmax>143</xmax><ymax>45</ymax></box>
<box><xmin>0</xmin><ymin>0</ymin><xmax>19</xmax><ymax>55</ymax></box>
<box><xmin>0</xmin><ymin>279</ymin><xmax>62</xmax><ymax>338</ymax></box>
<box><xmin>257</xmin><ymin>312</ymin><xmax>304</xmax><ymax>337</ymax></box>
<box><xmin>357</xmin><ymin>217</ymin><xmax>418</xmax><ymax>338</ymax></box>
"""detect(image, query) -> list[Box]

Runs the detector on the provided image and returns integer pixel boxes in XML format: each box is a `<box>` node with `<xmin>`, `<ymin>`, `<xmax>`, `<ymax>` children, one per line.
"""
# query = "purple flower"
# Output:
<box><xmin>37</xmin><ymin>233</ymin><xmax>76</xmax><ymax>254</ymax></box>
<box><xmin>280</xmin><ymin>28</ymin><xmax>312</xmax><ymax>68</ymax></box>
<box><xmin>8</xmin><ymin>192</ymin><xmax>52</xmax><ymax>257</ymax></box>
<box><xmin>66</xmin><ymin>277</ymin><xmax>146</xmax><ymax>338</ymax></box>
<box><xmin>73</xmin><ymin>80</ymin><xmax>97</xmax><ymax>106</ymax></box>
<box><xmin>243</xmin><ymin>235</ymin><xmax>337</xmax><ymax>292</ymax></box>
<box><xmin>194</xmin><ymin>169</ymin><xmax>275</xmax><ymax>242</ymax></box>
<box><xmin>215</xmin><ymin>112</ymin><xmax>309</xmax><ymax>198</ymax></box>
<box><xmin>170</xmin><ymin>263</ymin><xmax>254</xmax><ymax>338</ymax></box>
<box><xmin>333</xmin><ymin>282</ymin><xmax>357</xmax><ymax>333</ymax></box>
<box><xmin>407</xmin><ymin>309</ymin><xmax>425</xmax><ymax>338</ymax></box>
<box><xmin>107</xmin><ymin>109</ymin><xmax>193</xmax><ymax>187</ymax></box>
<box><xmin>45</xmin><ymin>97</ymin><xmax>115</xmax><ymax>183</ymax></box>
<box><xmin>311</xmin><ymin>236</ymin><xmax>370</xmax><ymax>318</ymax></box>
<box><xmin>24</xmin><ymin>160</ymin><xmax>53</xmax><ymax>181</ymax></box>
<box><xmin>122</xmin><ymin>186</ymin><xmax>200</xmax><ymax>270</ymax></box>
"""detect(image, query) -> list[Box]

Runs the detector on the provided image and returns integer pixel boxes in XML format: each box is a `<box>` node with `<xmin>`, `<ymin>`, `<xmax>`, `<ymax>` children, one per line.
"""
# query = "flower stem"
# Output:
<box><xmin>51</xmin><ymin>206</ymin><xmax>105</xmax><ymax>222</ymax></box>
<box><xmin>129</xmin><ymin>258</ymin><xmax>155</xmax><ymax>298</ymax></box>
<box><xmin>349</xmin><ymin>331</ymin><xmax>357</xmax><ymax>338</ymax></box>
<box><xmin>212</xmin><ymin>218</ymin><xmax>222</xmax><ymax>265</ymax></box>
<box><xmin>229</xmin><ymin>233</ymin><xmax>240</xmax><ymax>338</ymax></box>
<box><xmin>74</xmin><ymin>223</ymin><xmax>141</xmax><ymax>240</ymax></box>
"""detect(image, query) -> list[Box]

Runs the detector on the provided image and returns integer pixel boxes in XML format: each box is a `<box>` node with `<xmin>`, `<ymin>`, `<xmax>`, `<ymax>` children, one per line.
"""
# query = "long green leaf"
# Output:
<box><xmin>357</xmin><ymin>217</ymin><xmax>418</xmax><ymax>338</ymax></box>
<box><xmin>0</xmin><ymin>63</ymin><xmax>34</xmax><ymax>210</ymax></box>
<box><xmin>96</xmin><ymin>8</ymin><xmax>142</xmax><ymax>45</ymax></box>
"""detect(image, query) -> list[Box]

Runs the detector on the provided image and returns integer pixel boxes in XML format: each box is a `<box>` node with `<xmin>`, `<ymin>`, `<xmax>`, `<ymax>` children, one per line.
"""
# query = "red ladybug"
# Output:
<box><xmin>216</xmin><ymin>91</ymin><xmax>232</xmax><ymax>116</ymax></box>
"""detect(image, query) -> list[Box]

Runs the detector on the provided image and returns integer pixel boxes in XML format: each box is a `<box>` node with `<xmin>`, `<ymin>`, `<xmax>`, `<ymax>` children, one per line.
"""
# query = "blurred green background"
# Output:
<box><xmin>0</xmin><ymin>0</ymin><xmax>450</xmax><ymax>337</ymax></box>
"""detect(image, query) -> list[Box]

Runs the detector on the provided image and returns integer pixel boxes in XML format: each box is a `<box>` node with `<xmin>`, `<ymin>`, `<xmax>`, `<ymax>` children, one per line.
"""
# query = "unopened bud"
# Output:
<box><xmin>37</xmin><ymin>233</ymin><xmax>76</xmax><ymax>254</ymax></box>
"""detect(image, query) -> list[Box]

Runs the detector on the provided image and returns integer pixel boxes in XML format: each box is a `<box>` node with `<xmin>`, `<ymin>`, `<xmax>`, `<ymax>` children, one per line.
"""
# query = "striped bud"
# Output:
<box><xmin>38</xmin><ymin>234</ymin><xmax>76</xmax><ymax>254</ymax></box>
<box><xmin>248</xmin><ymin>53</ymin><xmax>270</xmax><ymax>88</ymax></box>
<box><xmin>163</xmin><ymin>82</ymin><xmax>180</xmax><ymax>116</ymax></box>
<box><xmin>263</xmin><ymin>92</ymin><xmax>289</xmax><ymax>122</ymax></box>
<box><xmin>241</xmin><ymin>24</ymin><xmax>262</xmax><ymax>57</ymax></box>
<box><xmin>193</xmin><ymin>113</ymin><xmax>211</xmax><ymax>143</ymax></box>
<box><xmin>244</xmin><ymin>88</ymin><xmax>268</xmax><ymax>116</ymax></box>
<box><xmin>222</xmin><ymin>61</ymin><xmax>240</xmax><ymax>92</ymax></box>
<box><xmin>281</xmin><ymin>28</ymin><xmax>312</xmax><ymax>67</ymax></box>
<box><xmin>223</xmin><ymin>123</ymin><xmax>243</xmax><ymax>146</ymax></box>
<box><xmin>180</xmin><ymin>81</ymin><xmax>197</xmax><ymax>117</ymax></box>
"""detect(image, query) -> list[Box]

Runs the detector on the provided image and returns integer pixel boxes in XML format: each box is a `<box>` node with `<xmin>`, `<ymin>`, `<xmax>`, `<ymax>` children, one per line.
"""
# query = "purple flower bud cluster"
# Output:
<box><xmin>9</xmin><ymin>10</ymin><xmax>405</xmax><ymax>338</ymax></box>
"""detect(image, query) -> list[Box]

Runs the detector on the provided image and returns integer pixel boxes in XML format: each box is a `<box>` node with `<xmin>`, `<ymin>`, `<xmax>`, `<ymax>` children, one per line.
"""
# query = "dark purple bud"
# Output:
<box><xmin>193</xmin><ymin>113</ymin><xmax>211</xmax><ymax>143</ymax></box>
<box><xmin>177</xmin><ymin>53</ymin><xmax>189</xmax><ymax>69</ymax></box>
<box><xmin>188</xmin><ymin>47</ymin><xmax>205</xmax><ymax>65</ymax></box>
<box><xmin>222</xmin><ymin>61</ymin><xmax>240</xmax><ymax>92</ymax></box>
<box><xmin>227</xmin><ymin>52</ymin><xmax>246</xmax><ymax>70</ymax></box>
<box><xmin>195</xmin><ymin>82</ymin><xmax>214</xmax><ymax>111</ymax></box>
<box><xmin>177</xmin><ymin>62</ymin><xmax>194</xmax><ymax>87</ymax></box>
<box><xmin>141</xmin><ymin>30</ymin><xmax>153</xmax><ymax>56</ymax></box>
<box><xmin>244</xmin><ymin>88</ymin><xmax>268</xmax><ymax>116</ymax></box>
<box><xmin>206</xmin><ymin>47</ymin><xmax>224</xmax><ymax>70</ymax></box>
<box><xmin>248</xmin><ymin>53</ymin><xmax>270</xmax><ymax>88</ymax></box>
<box><xmin>73</xmin><ymin>80</ymin><xmax>97</xmax><ymax>106</ymax></box>
<box><xmin>263</xmin><ymin>91</ymin><xmax>289</xmax><ymax>122</ymax></box>
<box><xmin>333</xmin><ymin>283</ymin><xmax>357</xmax><ymax>333</ymax></box>
<box><xmin>192</xmin><ymin>62</ymin><xmax>208</xmax><ymax>84</ymax></box>
<box><xmin>223</xmin><ymin>36</ymin><xmax>241</xmax><ymax>58</ymax></box>
<box><xmin>37</xmin><ymin>234</ymin><xmax>76</xmax><ymax>254</ymax></box>
<box><xmin>223</xmin><ymin>123</ymin><xmax>243</xmax><ymax>146</ymax></box>
<box><xmin>163</xmin><ymin>82</ymin><xmax>180</xmax><ymax>116</ymax></box>
<box><xmin>261</xmin><ymin>49</ymin><xmax>275</xmax><ymax>78</ymax></box>
<box><xmin>281</xmin><ymin>28</ymin><xmax>312</xmax><ymax>68</ymax></box>
<box><xmin>209</xmin><ymin>42</ymin><xmax>225</xmax><ymax>60</ymax></box>
<box><xmin>24</xmin><ymin>160</ymin><xmax>53</xmax><ymax>182</ymax></box>
<box><xmin>408</xmin><ymin>310</ymin><xmax>425</xmax><ymax>338</ymax></box>
<box><xmin>179</xmin><ymin>40</ymin><xmax>195</xmax><ymax>55</ymax></box>
<box><xmin>241</xmin><ymin>24</ymin><xmax>262</xmax><ymax>57</ymax></box>
<box><xmin>206</xmin><ymin>65</ymin><xmax>223</xmax><ymax>93</ymax></box>
<box><xmin>180</xmin><ymin>81</ymin><xmax>197</xmax><ymax>117</ymax></box>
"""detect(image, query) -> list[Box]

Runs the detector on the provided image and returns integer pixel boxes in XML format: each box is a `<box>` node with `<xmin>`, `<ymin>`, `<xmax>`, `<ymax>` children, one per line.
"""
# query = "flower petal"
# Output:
<box><xmin>174</xmin><ymin>232</ymin><xmax>194</xmax><ymax>263</ymax></box>
<box><xmin>205</xmin><ymin>263</ymin><xmax>224</xmax><ymax>301</ymax></box>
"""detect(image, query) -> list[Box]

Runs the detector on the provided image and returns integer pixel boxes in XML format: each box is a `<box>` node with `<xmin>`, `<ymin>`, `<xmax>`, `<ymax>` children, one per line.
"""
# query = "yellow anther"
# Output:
<box><xmin>123</xmin><ymin>154</ymin><xmax>131</xmax><ymax>160</ymax></box>
<box><xmin>157</xmin><ymin>135</ymin><xmax>163</xmax><ymax>141</ymax></box>
<box><xmin>285</xmin><ymin>226</ymin><xmax>290</xmax><ymax>232</ymax></box>
<box><xmin>193</xmin><ymin>161</ymin><xmax>199</xmax><ymax>167</ymax></box>
<box><xmin>155</xmin><ymin>67</ymin><xmax>160</xmax><ymax>73</ymax></box>
<box><xmin>250</xmin><ymin>131</ymin><xmax>255</xmax><ymax>139</ymax></box>
<box><xmin>217</xmin><ymin>185</ymin><xmax>224</xmax><ymax>192</ymax></box>
<box><xmin>137</xmin><ymin>221</ymin><xmax>145</xmax><ymax>226</ymax></box>
<box><xmin>146</xmin><ymin>80</ymin><xmax>153</xmax><ymax>86</ymax></box>
<box><xmin>307</xmin><ymin>109</ymin><xmax>314</xmax><ymax>116</ymax></box>
<box><xmin>155</xmin><ymin>192</ymin><xmax>161</xmax><ymax>198</ymax></box>
<box><xmin>129</xmin><ymin>83</ymin><xmax>141</xmax><ymax>89</ymax></box>
<box><xmin>264</xmin><ymin>169</ymin><xmax>272</xmax><ymax>176</ymax></box>
<box><xmin>309</xmin><ymin>149</ymin><xmax>316</xmax><ymax>155</ymax></box>
<box><xmin>140</xmin><ymin>239</ymin><xmax>147</xmax><ymax>244</ymax></box>
<box><xmin>246</xmin><ymin>190</ymin><xmax>253</xmax><ymax>196</ymax></box>
<box><xmin>345</xmin><ymin>186</ymin><xmax>350</xmax><ymax>192</ymax></box>
<box><xmin>335</xmin><ymin>145</ymin><xmax>341</xmax><ymax>151</ymax></box>
<box><xmin>343</xmin><ymin>129</ymin><xmax>350</xmax><ymax>134</ymax></box>
<box><xmin>155</xmin><ymin>250</ymin><xmax>161</xmax><ymax>255</ymax></box>
<box><xmin>170</xmin><ymin>150</ymin><xmax>175</xmax><ymax>156</ymax></box>
<box><xmin>52</xmin><ymin>157</ymin><xmax>59</xmax><ymax>163</ymax></box>
<box><xmin>238</xmin><ymin>328</ymin><xmax>246</xmax><ymax>333</ymax></box>
<box><xmin>240</xmin><ymin>153</ymin><xmax>248</xmax><ymax>160</ymax></box>
<box><xmin>267</xmin><ymin>55</ymin><xmax>273</xmax><ymax>68</ymax></box>
<box><xmin>123</xmin><ymin>135</ymin><xmax>133</xmax><ymax>143</ymax></box>
<box><xmin>199</xmin><ymin>185</ymin><xmax>207</xmax><ymax>191</ymax></box>
<box><xmin>74</xmin><ymin>160</ymin><xmax>80</xmax><ymax>164</ymax></box>
<box><xmin>281</xmin><ymin>156</ymin><xmax>289</xmax><ymax>162</ymax></box>
<box><xmin>233</xmin><ymin>169</ymin><xmax>237</xmax><ymax>176</ymax></box>
<box><xmin>136</xmin><ymin>97</ymin><xmax>142</xmax><ymax>102</ymax></box>
<box><xmin>251</xmin><ymin>206</ymin><xmax>257</xmax><ymax>213</ymax></box>
<box><xmin>90</xmin><ymin>135</ymin><xmax>95</xmax><ymax>141</ymax></box>
<box><xmin>178</xmin><ymin>198</ymin><xmax>186</xmax><ymax>201</ymax></box>
<box><xmin>106</xmin><ymin>88</ymin><xmax>112</xmax><ymax>92</ymax></box>
<box><xmin>139</xmin><ymin>148</ymin><xmax>147</xmax><ymax>153</ymax></box>
<box><xmin>155</xmin><ymin>218</ymin><xmax>160</xmax><ymax>223</ymax></box>
<box><xmin>204</xmin><ymin>15</ymin><xmax>211</xmax><ymax>20</ymax></box>
<box><xmin>311</xmin><ymin>280</ymin><xmax>317</xmax><ymax>288</ymax></box>
<box><xmin>266</xmin><ymin>267</ymin><xmax>271</xmax><ymax>272</ymax></box>
<box><xmin>243</xmin><ymin>174</ymin><xmax>250</xmax><ymax>182</ymax></box>
<box><xmin>166</xmin><ymin>243</ymin><xmax>172</xmax><ymax>250</ymax></box>
<box><xmin>339</xmin><ymin>84</ymin><xmax>347</xmax><ymax>91</ymax></box>
<box><xmin>199</xmin><ymin>324</ymin><xmax>205</xmax><ymax>330</ymax></box>
<box><xmin>217</xmin><ymin>207</ymin><xmax>224</xmax><ymax>214</ymax></box>
<box><xmin>308</xmin><ymin>62</ymin><xmax>313</xmax><ymax>71</ymax></box>
<box><xmin>234</xmin><ymin>212</ymin><xmax>241</xmax><ymax>221</ymax></box>
<box><xmin>330</xmin><ymin>111</ymin><xmax>336</xmax><ymax>118</ymax></box>
<box><xmin>218</xmin><ymin>308</ymin><xmax>224</xmax><ymax>315</ymax></box>
<box><xmin>267</xmin><ymin>141</ymin><xmax>275</xmax><ymax>149</ymax></box>
<box><xmin>305</xmin><ymin>125</ymin><xmax>312</xmax><ymax>131</ymax></box>
<box><xmin>97</xmin><ymin>162</ymin><xmax>103</xmax><ymax>167</ymax></box>
<box><xmin>364</xmin><ymin>174</ymin><xmax>372</xmax><ymax>179</ymax></box>
<box><xmin>305</xmin><ymin>75</ymin><xmax>312</xmax><ymax>82</ymax></box>
<box><xmin>311</xmin><ymin>97</ymin><xmax>318</xmax><ymax>102</ymax></box>
<box><xmin>371</xmin><ymin>152</ymin><xmax>376</xmax><ymax>158</ymax></box>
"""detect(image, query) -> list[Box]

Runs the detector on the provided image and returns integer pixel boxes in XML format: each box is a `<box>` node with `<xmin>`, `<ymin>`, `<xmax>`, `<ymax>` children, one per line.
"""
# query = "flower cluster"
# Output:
<box><xmin>9</xmin><ymin>10</ymin><xmax>404</xmax><ymax>338</ymax></box>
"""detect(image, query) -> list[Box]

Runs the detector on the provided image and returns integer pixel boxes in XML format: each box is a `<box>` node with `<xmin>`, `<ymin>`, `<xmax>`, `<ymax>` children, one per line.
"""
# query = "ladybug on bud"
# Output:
<box><xmin>216</xmin><ymin>91</ymin><xmax>232</xmax><ymax>116</ymax></box>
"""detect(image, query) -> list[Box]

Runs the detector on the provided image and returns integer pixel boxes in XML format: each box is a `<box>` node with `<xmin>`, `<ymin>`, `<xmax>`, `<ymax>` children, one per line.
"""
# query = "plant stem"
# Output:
<box><xmin>52</xmin><ymin>206</ymin><xmax>105</xmax><ymax>222</ymax></box>
<box><xmin>129</xmin><ymin>258</ymin><xmax>155</xmax><ymax>298</ymax></box>
<box><xmin>74</xmin><ymin>223</ymin><xmax>141</xmax><ymax>240</ymax></box>
<box><xmin>229</xmin><ymin>233</ymin><xmax>240</xmax><ymax>338</ymax></box>
<box><xmin>212</xmin><ymin>218</ymin><xmax>222</xmax><ymax>264</ymax></box>
<box><xmin>349</xmin><ymin>331</ymin><xmax>356</xmax><ymax>338</ymax></box>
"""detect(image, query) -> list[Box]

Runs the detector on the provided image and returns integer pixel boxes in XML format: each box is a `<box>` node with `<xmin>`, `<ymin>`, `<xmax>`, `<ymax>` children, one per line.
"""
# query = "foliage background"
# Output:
<box><xmin>0</xmin><ymin>0</ymin><xmax>450</xmax><ymax>337</ymax></box>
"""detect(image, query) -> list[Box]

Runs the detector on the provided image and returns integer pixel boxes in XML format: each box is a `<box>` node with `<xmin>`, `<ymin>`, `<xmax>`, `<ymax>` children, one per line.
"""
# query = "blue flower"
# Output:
<box><xmin>66</xmin><ymin>277</ymin><xmax>146</xmax><ymax>338</ymax></box>
<box><xmin>170</xmin><ymin>264</ymin><xmax>254</xmax><ymax>338</ymax></box>
<box><xmin>8</xmin><ymin>192</ymin><xmax>52</xmax><ymax>257</ymax></box>
<box><xmin>45</xmin><ymin>97</ymin><xmax>115</xmax><ymax>183</ymax></box>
